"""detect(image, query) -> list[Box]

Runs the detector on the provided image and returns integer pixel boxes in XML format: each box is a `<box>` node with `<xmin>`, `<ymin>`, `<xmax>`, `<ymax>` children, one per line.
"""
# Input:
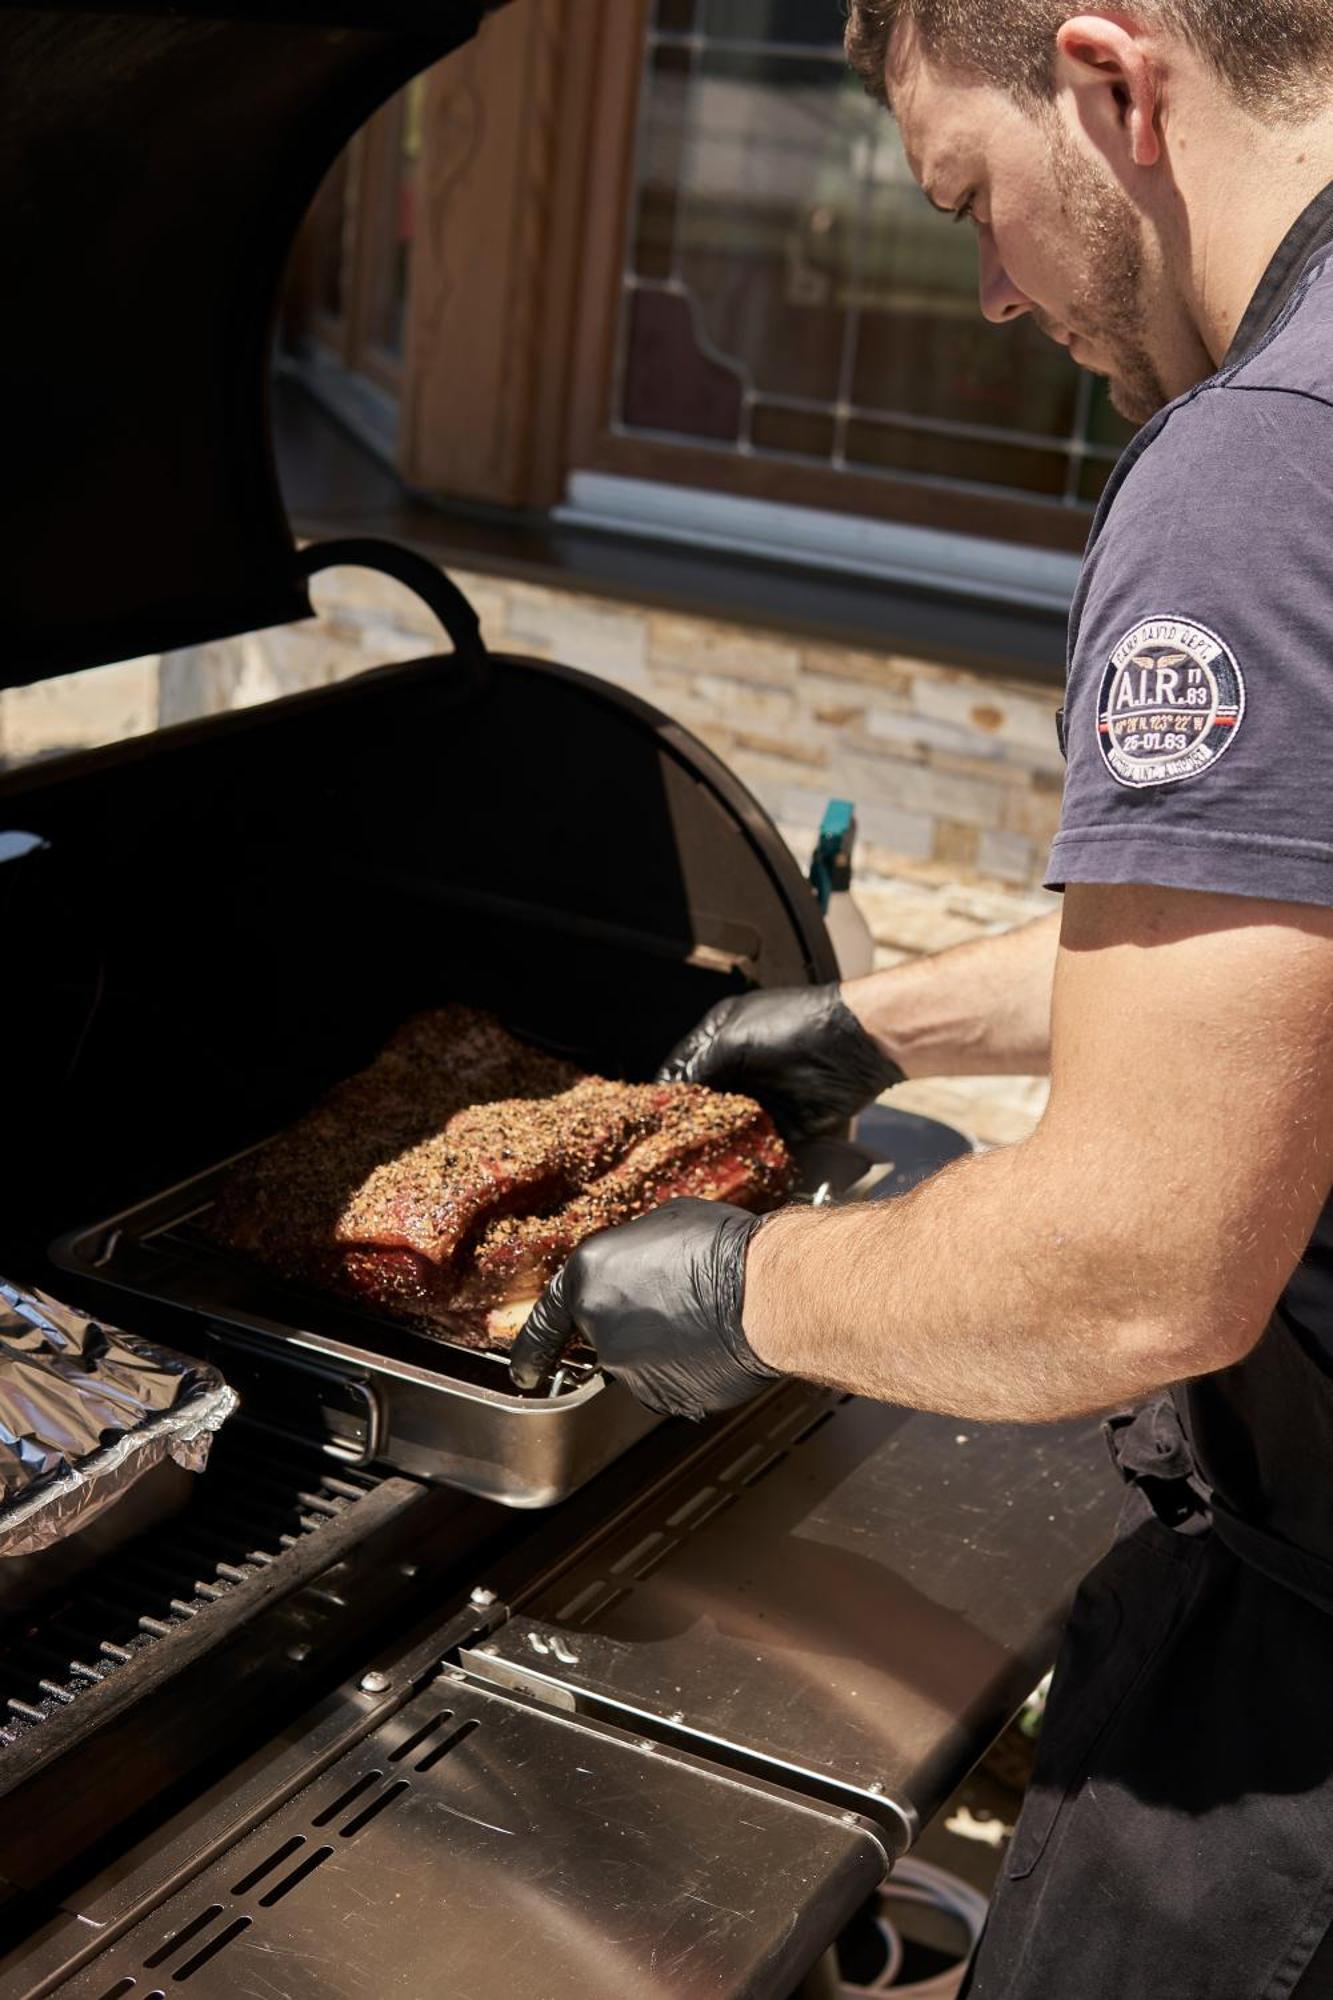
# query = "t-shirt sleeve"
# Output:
<box><xmin>1047</xmin><ymin>383</ymin><xmax>1333</xmax><ymax>909</ymax></box>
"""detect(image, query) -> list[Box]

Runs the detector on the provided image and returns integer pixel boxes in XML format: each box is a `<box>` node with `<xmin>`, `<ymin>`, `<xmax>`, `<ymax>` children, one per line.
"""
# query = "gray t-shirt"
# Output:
<box><xmin>1048</xmin><ymin>208</ymin><xmax>1333</xmax><ymax>1377</ymax></box>
<box><xmin>1051</xmin><ymin>246</ymin><xmax>1333</xmax><ymax>906</ymax></box>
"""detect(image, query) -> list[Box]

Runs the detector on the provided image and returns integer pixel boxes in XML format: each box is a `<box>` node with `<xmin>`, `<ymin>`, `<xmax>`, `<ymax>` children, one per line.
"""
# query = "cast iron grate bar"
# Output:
<box><xmin>0</xmin><ymin>1434</ymin><xmax>379</xmax><ymax>1745</ymax></box>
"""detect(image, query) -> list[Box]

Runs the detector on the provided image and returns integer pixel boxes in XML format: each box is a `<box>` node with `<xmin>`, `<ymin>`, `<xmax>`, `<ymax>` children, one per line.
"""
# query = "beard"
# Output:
<box><xmin>1041</xmin><ymin>123</ymin><xmax>1170</xmax><ymax>426</ymax></box>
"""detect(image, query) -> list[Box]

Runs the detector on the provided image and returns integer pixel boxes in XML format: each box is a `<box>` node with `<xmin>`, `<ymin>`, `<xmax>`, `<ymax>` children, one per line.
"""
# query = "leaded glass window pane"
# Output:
<box><xmin>620</xmin><ymin>0</ymin><xmax>1132</xmax><ymax>509</ymax></box>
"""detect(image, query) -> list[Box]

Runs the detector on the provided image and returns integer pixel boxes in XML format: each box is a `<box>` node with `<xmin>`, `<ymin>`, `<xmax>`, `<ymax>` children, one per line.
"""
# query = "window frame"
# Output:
<box><xmin>563</xmin><ymin>0</ymin><xmax>1100</xmax><ymax>555</ymax></box>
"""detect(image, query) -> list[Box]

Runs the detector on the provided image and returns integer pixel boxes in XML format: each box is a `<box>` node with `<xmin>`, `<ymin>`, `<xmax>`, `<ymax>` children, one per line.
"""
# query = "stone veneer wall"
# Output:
<box><xmin>1</xmin><ymin>566</ymin><xmax>1061</xmax><ymax>1144</ymax></box>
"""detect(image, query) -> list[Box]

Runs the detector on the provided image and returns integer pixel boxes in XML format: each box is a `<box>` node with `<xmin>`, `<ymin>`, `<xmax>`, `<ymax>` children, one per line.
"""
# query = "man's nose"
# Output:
<box><xmin>977</xmin><ymin>229</ymin><xmax>1033</xmax><ymax>325</ymax></box>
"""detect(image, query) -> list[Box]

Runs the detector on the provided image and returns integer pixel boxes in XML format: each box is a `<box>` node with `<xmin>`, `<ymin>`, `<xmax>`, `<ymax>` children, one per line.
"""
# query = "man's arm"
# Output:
<box><xmin>743</xmin><ymin>886</ymin><xmax>1333</xmax><ymax>1422</ymax></box>
<box><xmin>844</xmin><ymin>911</ymin><xmax>1060</xmax><ymax>1079</ymax></box>
<box><xmin>655</xmin><ymin>912</ymin><xmax>1061</xmax><ymax>1146</ymax></box>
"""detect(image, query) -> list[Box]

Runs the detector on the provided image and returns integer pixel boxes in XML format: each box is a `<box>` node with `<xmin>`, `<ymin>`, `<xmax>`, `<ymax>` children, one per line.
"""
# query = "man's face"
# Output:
<box><xmin>889</xmin><ymin>25</ymin><xmax>1173</xmax><ymax>425</ymax></box>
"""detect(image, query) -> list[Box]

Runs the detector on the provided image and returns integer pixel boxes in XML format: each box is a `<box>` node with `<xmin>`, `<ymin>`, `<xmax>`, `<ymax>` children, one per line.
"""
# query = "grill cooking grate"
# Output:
<box><xmin>0</xmin><ymin>1432</ymin><xmax>379</xmax><ymax>1745</ymax></box>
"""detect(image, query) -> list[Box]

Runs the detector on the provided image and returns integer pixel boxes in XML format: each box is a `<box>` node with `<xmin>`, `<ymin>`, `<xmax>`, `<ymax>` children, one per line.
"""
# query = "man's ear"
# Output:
<box><xmin>1055</xmin><ymin>13</ymin><xmax>1162</xmax><ymax>172</ymax></box>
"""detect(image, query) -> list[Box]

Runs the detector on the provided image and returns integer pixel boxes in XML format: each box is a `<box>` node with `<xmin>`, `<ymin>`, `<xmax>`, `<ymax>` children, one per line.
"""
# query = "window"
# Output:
<box><xmin>573</xmin><ymin>0</ymin><xmax>1132</xmax><ymax>548</ymax></box>
<box><xmin>280</xmin><ymin>0</ymin><xmax>1132</xmax><ymax>556</ymax></box>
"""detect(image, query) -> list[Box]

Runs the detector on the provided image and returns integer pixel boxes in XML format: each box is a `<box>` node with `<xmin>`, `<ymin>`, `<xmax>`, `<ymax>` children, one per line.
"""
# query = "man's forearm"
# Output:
<box><xmin>741</xmin><ymin>1131</ymin><xmax>1220</xmax><ymax>1424</ymax></box>
<box><xmin>743</xmin><ymin>889</ymin><xmax>1333</xmax><ymax>1424</ymax></box>
<box><xmin>844</xmin><ymin>912</ymin><xmax>1060</xmax><ymax>1079</ymax></box>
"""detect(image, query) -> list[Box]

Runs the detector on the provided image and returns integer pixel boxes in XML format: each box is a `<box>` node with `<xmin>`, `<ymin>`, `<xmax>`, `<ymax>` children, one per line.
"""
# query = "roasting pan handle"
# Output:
<box><xmin>297</xmin><ymin>538</ymin><xmax>490</xmax><ymax>694</ymax></box>
<box><xmin>323</xmin><ymin>1379</ymin><xmax>387</xmax><ymax>1469</ymax></box>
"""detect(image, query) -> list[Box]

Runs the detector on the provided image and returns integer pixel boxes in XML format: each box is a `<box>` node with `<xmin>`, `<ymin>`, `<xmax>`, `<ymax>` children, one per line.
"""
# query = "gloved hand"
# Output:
<box><xmin>509</xmin><ymin>1199</ymin><xmax>779</xmax><ymax>1419</ymax></box>
<box><xmin>657</xmin><ymin>984</ymin><xmax>902</xmax><ymax>1143</ymax></box>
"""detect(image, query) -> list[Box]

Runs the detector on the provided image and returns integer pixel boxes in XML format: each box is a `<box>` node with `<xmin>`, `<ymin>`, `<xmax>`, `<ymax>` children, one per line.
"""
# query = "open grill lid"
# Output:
<box><xmin>2</xmin><ymin>2</ymin><xmax>499</xmax><ymax>690</ymax></box>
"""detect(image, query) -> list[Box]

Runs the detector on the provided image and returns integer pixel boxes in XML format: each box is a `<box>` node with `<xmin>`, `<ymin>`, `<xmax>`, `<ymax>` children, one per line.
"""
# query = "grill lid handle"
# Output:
<box><xmin>296</xmin><ymin>540</ymin><xmax>490</xmax><ymax>695</ymax></box>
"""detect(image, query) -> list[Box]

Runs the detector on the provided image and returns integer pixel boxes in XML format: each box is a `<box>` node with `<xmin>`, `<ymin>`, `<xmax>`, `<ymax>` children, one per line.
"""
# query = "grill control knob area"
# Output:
<box><xmin>359</xmin><ymin>1670</ymin><xmax>392</xmax><ymax>1695</ymax></box>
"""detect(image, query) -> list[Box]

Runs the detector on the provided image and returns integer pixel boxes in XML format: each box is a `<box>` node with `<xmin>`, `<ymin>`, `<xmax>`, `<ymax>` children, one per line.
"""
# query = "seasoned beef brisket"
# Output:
<box><xmin>208</xmin><ymin>1006</ymin><xmax>792</xmax><ymax>1348</ymax></box>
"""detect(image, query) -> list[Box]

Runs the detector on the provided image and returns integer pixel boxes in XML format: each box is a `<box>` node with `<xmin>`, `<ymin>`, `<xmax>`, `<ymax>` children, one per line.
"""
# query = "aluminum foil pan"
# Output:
<box><xmin>0</xmin><ymin>1280</ymin><xmax>238</xmax><ymax>1559</ymax></box>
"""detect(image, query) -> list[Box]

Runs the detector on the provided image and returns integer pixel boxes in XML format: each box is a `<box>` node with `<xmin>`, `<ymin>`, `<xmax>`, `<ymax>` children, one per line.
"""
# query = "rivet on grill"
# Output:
<box><xmin>469</xmin><ymin>1587</ymin><xmax>497</xmax><ymax>1608</ymax></box>
<box><xmin>359</xmin><ymin>1670</ymin><xmax>392</xmax><ymax>1695</ymax></box>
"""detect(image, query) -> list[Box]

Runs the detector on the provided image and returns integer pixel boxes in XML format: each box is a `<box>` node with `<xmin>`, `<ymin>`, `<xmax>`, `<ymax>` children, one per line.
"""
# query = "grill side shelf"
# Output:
<box><xmin>459</xmin><ymin>1385</ymin><xmax>1122</xmax><ymax>1845</ymax></box>
<box><xmin>41</xmin><ymin>1675</ymin><xmax>886</xmax><ymax>2000</ymax></box>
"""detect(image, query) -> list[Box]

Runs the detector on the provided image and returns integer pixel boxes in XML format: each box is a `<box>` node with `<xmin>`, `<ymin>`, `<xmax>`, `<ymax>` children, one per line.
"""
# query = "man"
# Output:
<box><xmin>513</xmin><ymin>5</ymin><xmax>1333</xmax><ymax>1992</ymax></box>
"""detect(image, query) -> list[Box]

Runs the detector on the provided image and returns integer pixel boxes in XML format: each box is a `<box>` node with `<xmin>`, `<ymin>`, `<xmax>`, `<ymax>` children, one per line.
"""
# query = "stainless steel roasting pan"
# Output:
<box><xmin>48</xmin><ymin>1152</ymin><xmax>664</xmax><ymax>1511</ymax></box>
<box><xmin>49</xmin><ymin>1140</ymin><xmax>873</xmax><ymax>1510</ymax></box>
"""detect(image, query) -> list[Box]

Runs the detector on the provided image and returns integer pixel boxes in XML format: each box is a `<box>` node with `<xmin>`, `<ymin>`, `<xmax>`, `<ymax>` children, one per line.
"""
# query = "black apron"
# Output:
<box><xmin>961</xmin><ymin>1359</ymin><xmax>1333</xmax><ymax>2000</ymax></box>
<box><xmin>962</xmin><ymin>184</ymin><xmax>1333</xmax><ymax>2000</ymax></box>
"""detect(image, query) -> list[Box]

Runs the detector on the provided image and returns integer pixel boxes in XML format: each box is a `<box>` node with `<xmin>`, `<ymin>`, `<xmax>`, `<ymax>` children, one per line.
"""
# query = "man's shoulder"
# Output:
<box><xmin>1093</xmin><ymin>317</ymin><xmax>1333</xmax><ymax>569</ymax></box>
<box><xmin>1224</xmin><ymin>249</ymin><xmax>1333</xmax><ymax>406</ymax></box>
<box><xmin>1074</xmin><ymin>289</ymin><xmax>1333</xmax><ymax>647</ymax></box>
<box><xmin>1098</xmin><ymin>252</ymin><xmax>1333</xmax><ymax>524</ymax></box>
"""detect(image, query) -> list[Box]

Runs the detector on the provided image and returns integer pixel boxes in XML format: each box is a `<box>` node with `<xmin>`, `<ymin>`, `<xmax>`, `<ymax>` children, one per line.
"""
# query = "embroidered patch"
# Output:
<box><xmin>1097</xmin><ymin>618</ymin><xmax>1246</xmax><ymax>789</ymax></box>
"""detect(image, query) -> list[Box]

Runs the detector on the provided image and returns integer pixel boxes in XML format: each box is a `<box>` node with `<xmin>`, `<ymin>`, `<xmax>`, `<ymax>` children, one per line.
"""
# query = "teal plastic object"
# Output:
<box><xmin>809</xmin><ymin>799</ymin><xmax>857</xmax><ymax>915</ymax></box>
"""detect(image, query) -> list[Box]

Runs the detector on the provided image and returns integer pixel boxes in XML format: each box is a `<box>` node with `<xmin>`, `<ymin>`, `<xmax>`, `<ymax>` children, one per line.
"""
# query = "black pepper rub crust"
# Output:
<box><xmin>208</xmin><ymin>1005</ymin><xmax>793</xmax><ymax>1350</ymax></box>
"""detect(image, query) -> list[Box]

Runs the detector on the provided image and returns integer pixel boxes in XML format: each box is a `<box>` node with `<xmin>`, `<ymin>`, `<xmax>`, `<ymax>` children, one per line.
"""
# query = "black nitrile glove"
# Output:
<box><xmin>657</xmin><ymin>984</ymin><xmax>902</xmax><ymax>1143</ymax></box>
<box><xmin>509</xmin><ymin>1199</ymin><xmax>779</xmax><ymax>1419</ymax></box>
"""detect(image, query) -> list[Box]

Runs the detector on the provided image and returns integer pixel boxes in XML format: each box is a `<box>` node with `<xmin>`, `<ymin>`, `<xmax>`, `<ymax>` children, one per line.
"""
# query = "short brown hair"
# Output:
<box><xmin>845</xmin><ymin>0</ymin><xmax>1333</xmax><ymax>118</ymax></box>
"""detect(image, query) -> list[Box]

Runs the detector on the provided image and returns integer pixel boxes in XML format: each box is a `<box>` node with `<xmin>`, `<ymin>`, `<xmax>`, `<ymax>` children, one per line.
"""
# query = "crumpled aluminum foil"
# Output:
<box><xmin>0</xmin><ymin>1280</ymin><xmax>238</xmax><ymax>1558</ymax></box>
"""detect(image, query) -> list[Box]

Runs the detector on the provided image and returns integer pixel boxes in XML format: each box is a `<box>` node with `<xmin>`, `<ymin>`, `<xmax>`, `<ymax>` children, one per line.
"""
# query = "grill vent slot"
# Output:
<box><xmin>142</xmin><ymin>1906</ymin><xmax>224</xmax><ymax>1970</ymax></box>
<box><xmin>789</xmin><ymin>1408</ymin><xmax>838</xmax><ymax>1447</ymax></box>
<box><xmin>339</xmin><ymin>1778</ymin><xmax>410</xmax><ymax>1839</ymax></box>
<box><xmin>739</xmin><ymin>1449</ymin><xmax>787</xmax><ymax>1488</ymax></box>
<box><xmin>389</xmin><ymin>1711</ymin><xmax>454</xmax><ymax>1764</ymax></box>
<box><xmin>558</xmin><ymin>1581</ymin><xmax>627</xmax><ymax>1627</ymax></box>
<box><xmin>75</xmin><ymin>1694</ymin><xmax>489</xmax><ymax>1992</ymax></box>
<box><xmin>257</xmin><ymin>1846</ymin><xmax>334</xmax><ymax>1908</ymax></box>
<box><xmin>311</xmin><ymin>1769</ymin><xmax>383</xmax><ymax>1827</ymax></box>
<box><xmin>416</xmin><ymin>1717</ymin><xmax>480</xmax><ymax>1774</ymax></box>
<box><xmin>231</xmin><ymin>1836</ymin><xmax>305</xmax><ymax>1897</ymax></box>
<box><xmin>174</xmin><ymin>1916</ymin><xmax>252</xmax><ymax>1982</ymax></box>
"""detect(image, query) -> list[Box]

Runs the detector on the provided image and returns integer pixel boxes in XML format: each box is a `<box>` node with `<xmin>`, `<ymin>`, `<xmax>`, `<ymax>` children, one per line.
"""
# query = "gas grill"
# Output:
<box><xmin>0</xmin><ymin>4</ymin><xmax>1121</xmax><ymax>1993</ymax></box>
